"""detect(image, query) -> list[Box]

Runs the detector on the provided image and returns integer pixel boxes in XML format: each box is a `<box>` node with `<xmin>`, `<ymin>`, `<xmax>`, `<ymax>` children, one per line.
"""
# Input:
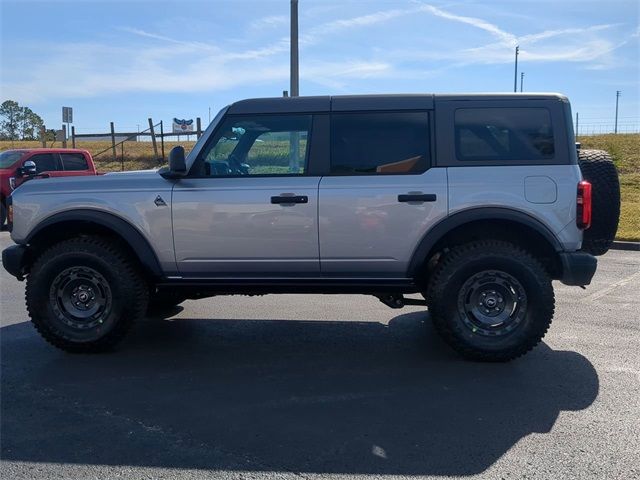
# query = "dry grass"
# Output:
<box><xmin>2</xmin><ymin>134</ymin><xmax>639</xmax><ymax>240</ymax></box>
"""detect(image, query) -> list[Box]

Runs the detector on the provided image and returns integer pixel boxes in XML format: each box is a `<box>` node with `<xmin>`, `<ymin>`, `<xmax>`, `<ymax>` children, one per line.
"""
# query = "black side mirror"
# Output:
<box><xmin>168</xmin><ymin>146</ymin><xmax>187</xmax><ymax>176</ymax></box>
<box><xmin>18</xmin><ymin>160</ymin><xmax>37</xmax><ymax>177</ymax></box>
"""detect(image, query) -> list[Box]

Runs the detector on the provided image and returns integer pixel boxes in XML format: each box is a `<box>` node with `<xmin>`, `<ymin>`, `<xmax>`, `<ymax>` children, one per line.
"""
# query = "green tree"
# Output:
<box><xmin>0</xmin><ymin>100</ymin><xmax>46</xmax><ymax>140</ymax></box>
<box><xmin>0</xmin><ymin>100</ymin><xmax>21</xmax><ymax>140</ymax></box>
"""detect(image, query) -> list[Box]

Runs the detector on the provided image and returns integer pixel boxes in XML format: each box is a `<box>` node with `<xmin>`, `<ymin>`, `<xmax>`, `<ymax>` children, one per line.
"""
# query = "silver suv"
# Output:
<box><xmin>1</xmin><ymin>94</ymin><xmax>620</xmax><ymax>361</ymax></box>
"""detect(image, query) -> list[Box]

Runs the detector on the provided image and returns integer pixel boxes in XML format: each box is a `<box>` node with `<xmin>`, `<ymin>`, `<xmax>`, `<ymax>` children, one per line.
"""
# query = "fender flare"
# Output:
<box><xmin>406</xmin><ymin>207</ymin><xmax>563</xmax><ymax>276</ymax></box>
<box><xmin>26</xmin><ymin>209</ymin><xmax>163</xmax><ymax>277</ymax></box>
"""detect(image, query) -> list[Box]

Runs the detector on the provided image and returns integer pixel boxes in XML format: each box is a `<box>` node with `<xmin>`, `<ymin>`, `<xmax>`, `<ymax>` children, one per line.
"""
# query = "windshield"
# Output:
<box><xmin>0</xmin><ymin>150</ymin><xmax>23</xmax><ymax>169</ymax></box>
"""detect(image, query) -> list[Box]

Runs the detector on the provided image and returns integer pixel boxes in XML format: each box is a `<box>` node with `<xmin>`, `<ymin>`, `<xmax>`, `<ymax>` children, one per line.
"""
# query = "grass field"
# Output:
<box><xmin>577</xmin><ymin>134</ymin><xmax>639</xmax><ymax>241</ymax></box>
<box><xmin>1</xmin><ymin>134</ymin><xmax>638</xmax><ymax>240</ymax></box>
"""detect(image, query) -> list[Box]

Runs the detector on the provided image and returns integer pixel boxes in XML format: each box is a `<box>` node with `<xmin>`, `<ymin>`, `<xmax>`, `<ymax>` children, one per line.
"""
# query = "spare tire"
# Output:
<box><xmin>578</xmin><ymin>149</ymin><xmax>620</xmax><ymax>256</ymax></box>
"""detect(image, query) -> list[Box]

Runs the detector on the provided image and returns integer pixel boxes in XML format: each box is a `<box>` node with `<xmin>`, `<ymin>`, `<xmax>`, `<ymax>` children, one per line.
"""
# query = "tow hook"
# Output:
<box><xmin>376</xmin><ymin>294</ymin><xmax>428</xmax><ymax>309</ymax></box>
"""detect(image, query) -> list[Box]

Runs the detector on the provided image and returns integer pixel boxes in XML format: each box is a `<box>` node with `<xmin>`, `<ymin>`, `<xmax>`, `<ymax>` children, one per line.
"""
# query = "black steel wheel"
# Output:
<box><xmin>26</xmin><ymin>236</ymin><xmax>148</xmax><ymax>353</ymax></box>
<box><xmin>426</xmin><ymin>240</ymin><xmax>554</xmax><ymax>362</ymax></box>
<box><xmin>50</xmin><ymin>266</ymin><xmax>113</xmax><ymax>331</ymax></box>
<box><xmin>457</xmin><ymin>270</ymin><xmax>527</xmax><ymax>337</ymax></box>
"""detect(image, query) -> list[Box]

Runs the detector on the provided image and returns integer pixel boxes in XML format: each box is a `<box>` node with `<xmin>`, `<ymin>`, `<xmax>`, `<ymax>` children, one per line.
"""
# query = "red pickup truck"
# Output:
<box><xmin>1</xmin><ymin>149</ymin><xmax>98</xmax><ymax>226</ymax></box>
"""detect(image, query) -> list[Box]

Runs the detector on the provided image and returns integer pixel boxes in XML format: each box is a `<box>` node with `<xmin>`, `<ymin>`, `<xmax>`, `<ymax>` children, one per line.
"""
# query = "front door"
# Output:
<box><xmin>172</xmin><ymin>113</ymin><xmax>320</xmax><ymax>277</ymax></box>
<box><xmin>14</xmin><ymin>152</ymin><xmax>60</xmax><ymax>188</ymax></box>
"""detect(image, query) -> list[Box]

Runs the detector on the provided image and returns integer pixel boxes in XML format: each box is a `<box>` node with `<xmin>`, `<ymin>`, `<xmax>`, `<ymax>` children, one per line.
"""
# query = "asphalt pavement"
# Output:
<box><xmin>0</xmin><ymin>231</ymin><xmax>638</xmax><ymax>480</ymax></box>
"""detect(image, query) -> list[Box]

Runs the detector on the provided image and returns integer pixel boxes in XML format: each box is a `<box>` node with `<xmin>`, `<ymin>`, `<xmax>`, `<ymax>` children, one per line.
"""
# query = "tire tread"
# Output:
<box><xmin>25</xmin><ymin>235</ymin><xmax>148</xmax><ymax>353</ymax></box>
<box><xmin>426</xmin><ymin>240</ymin><xmax>554</xmax><ymax>362</ymax></box>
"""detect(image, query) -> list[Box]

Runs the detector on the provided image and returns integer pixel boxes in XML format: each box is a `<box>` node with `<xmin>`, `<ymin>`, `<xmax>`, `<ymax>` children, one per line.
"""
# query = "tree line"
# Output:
<box><xmin>0</xmin><ymin>100</ymin><xmax>48</xmax><ymax>141</ymax></box>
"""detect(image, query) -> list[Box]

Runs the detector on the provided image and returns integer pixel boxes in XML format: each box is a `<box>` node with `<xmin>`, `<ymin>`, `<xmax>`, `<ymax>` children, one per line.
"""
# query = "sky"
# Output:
<box><xmin>1</xmin><ymin>0</ymin><xmax>638</xmax><ymax>135</ymax></box>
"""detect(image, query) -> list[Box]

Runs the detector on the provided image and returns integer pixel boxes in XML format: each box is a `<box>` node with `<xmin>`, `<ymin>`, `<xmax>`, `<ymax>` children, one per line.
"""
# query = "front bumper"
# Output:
<box><xmin>559</xmin><ymin>252</ymin><xmax>597</xmax><ymax>286</ymax></box>
<box><xmin>2</xmin><ymin>244</ymin><xmax>29</xmax><ymax>280</ymax></box>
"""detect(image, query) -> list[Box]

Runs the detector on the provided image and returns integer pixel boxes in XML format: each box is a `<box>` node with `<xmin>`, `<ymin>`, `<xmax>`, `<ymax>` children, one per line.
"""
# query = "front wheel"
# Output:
<box><xmin>425</xmin><ymin>240</ymin><xmax>554</xmax><ymax>362</ymax></box>
<box><xmin>26</xmin><ymin>236</ymin><xmax>149</xmax><ymax>353</ymax></box>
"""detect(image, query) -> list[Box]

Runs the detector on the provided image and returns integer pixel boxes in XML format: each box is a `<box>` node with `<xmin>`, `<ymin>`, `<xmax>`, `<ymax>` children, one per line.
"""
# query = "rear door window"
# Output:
<box><xmin>330</xmin><ymin>112</ymin><xmax>429</xmax><ymax>175</ymax></box>
<box><xmin>455</xmin><ymin>108</ymin><xmax>554</xmax><ymax>161</ymax></box>
<box><xmin>60</xmin><ymin>153</ymin><xmax>89</xmax><ymax>170</ymax></box>
<box><xmin>28</xmin><ymin>153</ymin><xmax>59</xmax><ymax>173</ymax></box>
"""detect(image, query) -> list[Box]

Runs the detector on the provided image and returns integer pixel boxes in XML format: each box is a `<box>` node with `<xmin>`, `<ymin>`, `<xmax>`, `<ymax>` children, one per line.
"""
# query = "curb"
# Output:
<box><xmin>611</xmin><ymin>241</ymin><xmax>640</xmax><ymax>251</ymax></box>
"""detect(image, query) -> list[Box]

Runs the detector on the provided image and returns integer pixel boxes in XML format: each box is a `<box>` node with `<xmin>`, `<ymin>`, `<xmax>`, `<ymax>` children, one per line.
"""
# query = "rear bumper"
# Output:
<box><xmin>2</xmin><ymin>244</ymin><xmax>28</xmax><ymax>280</ymax></box>
<box><xmin>559</xmin><ymin>252</ymin><xmax>597</xmax><ymax>286</ymax></box>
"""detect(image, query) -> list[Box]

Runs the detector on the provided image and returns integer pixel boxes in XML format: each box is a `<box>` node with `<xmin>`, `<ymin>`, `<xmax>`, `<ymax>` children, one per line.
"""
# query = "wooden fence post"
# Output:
<box><xmin>40</xmin><ymin>125</ymin><xmax>46</xmax><ymax>147</ymax></box>
<box><xmin>62</xmin><ymin>125</ymin><xmax>67</xmax><ymax>148</ymax></box>
<box><xmin>110</xmin><ymin>122</ymin><xmax>117</xmax><ymax>161</ymax></box>
<box><xmin>196</xmin><ymin>117</ymin><xmax>202</xmax><ymax>139</ymax></box>
<box><xmin>148</xmin><ymin>118</ymin><xmax>159</xmax><ymax>161</ymax></box>
<box><xmin>160</xmin><ymin>120</ymin><xmax>165</xmax><ymax>162</ymax></box>
<box><xmin>71</xmin><ymin>126</ymin><xmax>76</xmax><ymax>148</ymax></box>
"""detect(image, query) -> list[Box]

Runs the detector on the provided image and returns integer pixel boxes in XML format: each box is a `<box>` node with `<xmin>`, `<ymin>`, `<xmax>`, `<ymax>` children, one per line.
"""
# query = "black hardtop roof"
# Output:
<box><xmin>227</xmin><ymin>93</ymin><xmax>567</xmax><ymax>114</ymax></box>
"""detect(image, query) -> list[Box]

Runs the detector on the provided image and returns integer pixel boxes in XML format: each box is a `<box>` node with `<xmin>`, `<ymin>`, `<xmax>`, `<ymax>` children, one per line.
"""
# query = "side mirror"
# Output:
<box><xmin>18</xmin><ymin>160</ymin><xmax>37</xmax><ymax>177</ymax></box>
<box><xmin>168</xmin><ymin>146</ymin><xmax>187</xmax><ymax>176</ymax></box>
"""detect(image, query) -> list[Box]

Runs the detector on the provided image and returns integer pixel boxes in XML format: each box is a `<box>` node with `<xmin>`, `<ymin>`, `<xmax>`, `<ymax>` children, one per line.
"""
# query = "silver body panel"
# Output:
<box><xmin>172</xmin><ymin>177</ymin><xmax>320</xmax><ymax>276</ymax></box>
<box><xmin>10</xmin><ymin>171</ymin><xmax>178</xmax><ymax>273</ymax></box>
<box><xmin>447</xmin><ymin>164</ymin><xmax>583</xmax><ymax>251</ymax></box>
<box><xmin>318</xmin><ymin>169</ymin><xmax>448</xmax><ymax>275</ymax></box>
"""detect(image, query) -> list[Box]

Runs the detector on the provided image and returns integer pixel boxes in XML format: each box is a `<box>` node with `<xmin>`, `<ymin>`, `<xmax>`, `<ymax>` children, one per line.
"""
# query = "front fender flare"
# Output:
<box><xmin>25</xmin><ymin>209</ymin><xmax>163</xmax><ymax>277</ymax></box>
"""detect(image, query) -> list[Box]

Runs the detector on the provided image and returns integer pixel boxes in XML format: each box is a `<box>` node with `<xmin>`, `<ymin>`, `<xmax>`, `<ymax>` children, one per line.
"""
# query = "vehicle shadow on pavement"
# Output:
<box><xmin>1</xmin><ymin>311</ymin><xmax>599</xmax><ymax>476</ymax></box>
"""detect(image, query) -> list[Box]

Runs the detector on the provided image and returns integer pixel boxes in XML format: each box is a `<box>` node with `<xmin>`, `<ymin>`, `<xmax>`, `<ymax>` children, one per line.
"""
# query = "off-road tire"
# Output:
<box><xmin>578</xmin><ymin>149</ymin><xmax>620</xmax><ymax>256</ymax></box>
<box><xmin>425</xmin><ymin>240</ymin><xmax>554</xmax><ymax>362</ymax></box>
<box><xmin>26</xmin><ymin>236</ymin><xmax>149</xmax><ymax>353</ymax></box>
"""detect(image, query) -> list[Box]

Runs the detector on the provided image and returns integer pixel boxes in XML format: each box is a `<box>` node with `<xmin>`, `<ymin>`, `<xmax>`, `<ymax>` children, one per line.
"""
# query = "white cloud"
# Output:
<box><xmin>1</xmin><ymin>2</ymin><xmax>632</xmax><ymax>102</ymax></box>
<box><xmin>250</xmin><ymin>15</ymin><xmax>288</xmax><ymax>30</ymax></box>
<box><xmin>418</xmin><ymin>4</ymin><xmax>516</xmax><ymax>45</ymax></box>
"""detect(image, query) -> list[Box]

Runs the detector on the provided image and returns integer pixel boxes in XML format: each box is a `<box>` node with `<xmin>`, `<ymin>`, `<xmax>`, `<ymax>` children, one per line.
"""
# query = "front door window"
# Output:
<box><xmin>191</xmin><ymin>114</ymin><xmax>311</xmax><ymax>177</ymax></box>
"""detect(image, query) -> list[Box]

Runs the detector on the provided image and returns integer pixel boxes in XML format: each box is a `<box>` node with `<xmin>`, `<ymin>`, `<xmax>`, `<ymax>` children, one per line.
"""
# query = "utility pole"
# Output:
<box><xmin>513</xmin><ymin>45</ymin><xmax>519</xmax><ymax>92</ymax></box>
<box><xmin>290</xmin><ymin>0</ymin><xmax>299</xmax><ymax>97</ymax></box>
<box><xmin>208</xmin><ymin>107</ymin><xmax>211</xmax><ymax>124</ymax></box>
<box><xmin>575</xmin><ymin>112</ymin><xmax>579</xmax><ymax>137</ymax></box>
<box><xmin>520</xmin><ymin>72</ymin><xmax>524</xmax><ymax>92</ymax></box>
<box><xmin>614</xmin><ymin>90</ymin><xmax>621</xmax><ymax>134</ymax></box>
<box><xmin>289</xmin><ymin>0</ymin><xmax>300</xmax><ymax>172</ymax></box>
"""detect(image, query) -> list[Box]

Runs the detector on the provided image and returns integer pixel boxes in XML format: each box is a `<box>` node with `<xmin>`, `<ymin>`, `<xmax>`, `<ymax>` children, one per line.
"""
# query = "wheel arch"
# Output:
<box><xmin>407</xmin><ymin>207</ymin><xmax>563</xmax><ymax>279</ymax></box>
<box><xmin>25</xmin><ymin>209</ymin><xmax>163</xmax><ymax>278</ymax></box>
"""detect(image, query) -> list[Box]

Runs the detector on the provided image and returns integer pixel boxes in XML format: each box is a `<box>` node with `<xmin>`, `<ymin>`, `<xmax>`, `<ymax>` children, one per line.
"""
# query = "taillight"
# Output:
<box><xmin>577</xmin><ymin>181</ymin><xmax>592</xmax><ymax>230</ymax></box>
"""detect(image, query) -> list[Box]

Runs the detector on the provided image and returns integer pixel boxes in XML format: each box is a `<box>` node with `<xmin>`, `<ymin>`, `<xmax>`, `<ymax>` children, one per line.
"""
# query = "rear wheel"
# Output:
<box><xmin>26</xmin><ymin>236</ymin><xmax>148</xmax><ymax>353</ymax></box>
<box><xmin>426</xmin><ymin>240</ymin><xmax>554</xmax><ymax>362</ymax></box>
<box><xmin>578</xmin><ymin>149</ymin><xmax>620</xmax><ymax>255</ymax></box>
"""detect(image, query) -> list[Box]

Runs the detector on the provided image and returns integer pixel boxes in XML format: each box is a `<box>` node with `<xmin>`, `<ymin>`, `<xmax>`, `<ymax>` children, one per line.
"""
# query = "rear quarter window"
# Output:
<box><xmin>455</xmin><ymin>108</ymin><xmax>554</xmax><ymax>161</ymax></box>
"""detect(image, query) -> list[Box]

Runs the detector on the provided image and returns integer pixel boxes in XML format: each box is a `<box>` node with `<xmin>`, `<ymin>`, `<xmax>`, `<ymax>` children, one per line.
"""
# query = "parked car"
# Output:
<box><xmin>1</xmin><ymin>94</ymin><xmax>620</xmax><ymax>361</ymax></box>
<box><xmin>0</xmin><ymin>149</ymin><xmax>98</xmax><ymax>226</ymax></box>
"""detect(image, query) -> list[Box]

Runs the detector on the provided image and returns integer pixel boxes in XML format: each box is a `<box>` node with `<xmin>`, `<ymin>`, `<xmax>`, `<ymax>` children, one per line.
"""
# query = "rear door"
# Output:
<box><xmin>318</xmin><ymin>109</ymin><xmax>448</xmax><ymax>277</ymax></box>
<box><xmin>59</xmin><ymin>152</ymin><xmax>94</xmax><ymax>176</ymax></box>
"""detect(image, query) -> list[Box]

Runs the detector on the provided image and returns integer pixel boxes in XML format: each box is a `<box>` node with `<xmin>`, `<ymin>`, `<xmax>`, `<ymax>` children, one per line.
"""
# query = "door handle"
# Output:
<box><xmin>271</xmin><ymin>195</ymin><xmax>308</xmax><ymax>204</ymax></box>
<box><xmin>398</xmin><ymin>193</ymin><xmax>437</xmax><ymax>203</ymax></box>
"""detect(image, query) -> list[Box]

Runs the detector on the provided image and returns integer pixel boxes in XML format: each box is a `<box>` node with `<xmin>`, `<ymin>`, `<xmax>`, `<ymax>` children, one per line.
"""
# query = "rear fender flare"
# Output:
<box><xmin>407</xmin><ymin>207</ymin><xmax>562</xmax><ymax>277</ymax></box>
